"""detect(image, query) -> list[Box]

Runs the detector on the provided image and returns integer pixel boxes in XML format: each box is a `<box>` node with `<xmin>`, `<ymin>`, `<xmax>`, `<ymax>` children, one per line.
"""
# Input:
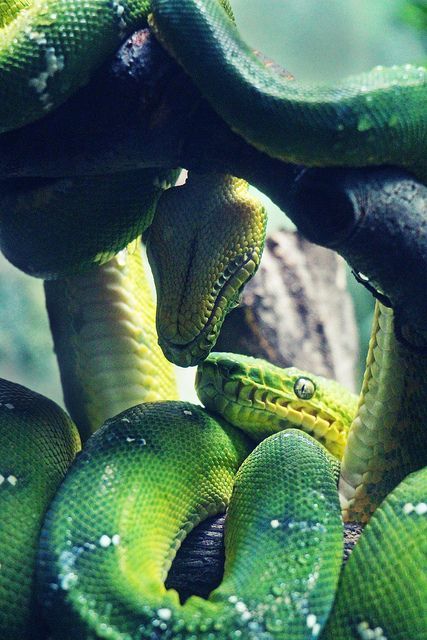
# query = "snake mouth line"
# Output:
<box><xmin>197</xmin><ymin>371</ymin><xmax>346</xmax><ymax>456</ymax></box>
<box><xmin>159</xmin><ymin>251</ymin><xmax>259</xmax><ymax>367</ymax></box>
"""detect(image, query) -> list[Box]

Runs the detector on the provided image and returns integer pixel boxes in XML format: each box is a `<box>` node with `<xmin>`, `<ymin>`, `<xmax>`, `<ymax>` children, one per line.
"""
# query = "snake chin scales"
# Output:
<box><xmin>0</xmin><ymin>0</ymin><xmax>426</xmax><ymax>638</ymax></box>
<box><xmin>156</xmin><ymin>252</ymin><xmax>259</xmax><ymax>367</ymax></box>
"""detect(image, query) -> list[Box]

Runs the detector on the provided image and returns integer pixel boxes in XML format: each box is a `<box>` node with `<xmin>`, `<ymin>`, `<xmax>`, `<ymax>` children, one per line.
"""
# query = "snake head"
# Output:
<box><xmin>196</xmin><ymin>352</ymin><xmax>359</xmax><ymax>458</ymax></box>
<box><xmin>146</xmin><ymin>173</ymin><xmax>266</xmax><ymax>367</ymax></box>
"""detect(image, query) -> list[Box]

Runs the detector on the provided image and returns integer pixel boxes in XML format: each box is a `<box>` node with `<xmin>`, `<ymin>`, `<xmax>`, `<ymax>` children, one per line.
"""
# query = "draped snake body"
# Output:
<box><xmin>0</xmin><ymin>1</ymin><xmax>425</xmax><ymax>639</ymax></box>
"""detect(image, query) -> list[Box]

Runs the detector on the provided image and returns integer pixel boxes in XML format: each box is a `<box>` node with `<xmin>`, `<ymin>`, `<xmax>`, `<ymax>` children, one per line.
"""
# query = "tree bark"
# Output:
<box><xmin>0</xmin><ymin>30</ymin><xmax>425</xmax><ymax>331</ymax></box>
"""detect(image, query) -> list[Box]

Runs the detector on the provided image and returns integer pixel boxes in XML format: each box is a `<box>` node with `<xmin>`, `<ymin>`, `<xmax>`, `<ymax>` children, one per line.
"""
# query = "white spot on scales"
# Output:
<box><xmin>0</xmin><ymin>402</ymin><xmax>15</xmax><ymax>409</ymax></box>
<box><xmin>0</xmin><ymin>474</ymin><xmax>18</xmax><ymax>486</ymax></box>
<box><xmin>357</xmin><ymin>621</ymin><xmax>388</xmax><ymax>640</ymax></box>
<box><xmin>403</xmin><ymin>502</ymin><xmax>427</xmax><ymax>516</ymax></box>
<box><xmin>99</xmin><ymin>533</ymin><xmax>121</xmax><ymax>548</ymax></box>
<box><xmin>157</xmin><ymin>608</ymin><xmax>172</xmax><ymax>621</ymax></box>
<box><xmin>28</xmin><ymin>45</ymin><xmax>64</xmax><ymax>111</ymax></box>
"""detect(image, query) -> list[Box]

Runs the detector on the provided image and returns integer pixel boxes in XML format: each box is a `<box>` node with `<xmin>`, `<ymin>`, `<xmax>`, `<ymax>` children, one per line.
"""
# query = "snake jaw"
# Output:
<box><xmin>146</xmin><ymin>173</ymin><xmax>266</xmax><ymax>367</ymax></box>
<box><xmin>196</xmin><ymin>354</ymin><xmax>357</xmax><ymax>458</ymax></box>
<box><xmin>157</xmin><ymin>251</ymin><xmax>260</xmax><ymax>367</ymax></box>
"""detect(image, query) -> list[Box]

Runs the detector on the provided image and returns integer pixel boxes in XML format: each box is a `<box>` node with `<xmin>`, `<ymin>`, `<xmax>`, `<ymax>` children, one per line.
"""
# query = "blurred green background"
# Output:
<box><xmin>0</xmin><ymin>0</ymin><xmax>424</xmax><ymax>405</ymax></box>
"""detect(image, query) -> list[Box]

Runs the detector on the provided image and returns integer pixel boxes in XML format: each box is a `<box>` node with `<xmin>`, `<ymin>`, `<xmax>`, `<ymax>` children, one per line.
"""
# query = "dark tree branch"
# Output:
<box><xmin>0</xmin><ymin>28</ymin><xmax>426</xmax><ymax>331</ymax></box>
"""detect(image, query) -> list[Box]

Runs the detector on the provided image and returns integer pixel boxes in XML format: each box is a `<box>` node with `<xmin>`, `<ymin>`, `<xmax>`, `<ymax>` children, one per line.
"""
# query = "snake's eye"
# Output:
<box><xmin>293</xmin><ymin>377</ymin><xmax>316</xmax><ymax>400</ymax></box>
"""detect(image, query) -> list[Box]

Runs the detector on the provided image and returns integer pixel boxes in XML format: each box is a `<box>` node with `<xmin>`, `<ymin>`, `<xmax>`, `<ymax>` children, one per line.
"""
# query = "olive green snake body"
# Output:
<box><xmin>0</xmin><ymin>0</ymin><xmax>426</xmax><ymax>638</ymax></box>
<box><xmin>0</xmin><ymin>1</ymin><xmax>425</xmax><ymax>182</ymax></box>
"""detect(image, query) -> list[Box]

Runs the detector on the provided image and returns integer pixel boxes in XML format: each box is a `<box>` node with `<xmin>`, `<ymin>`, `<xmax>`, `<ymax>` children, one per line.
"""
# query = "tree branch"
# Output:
<box><xmin>0</xmin><ymin>29</ymin><xmax>425</xmax><ymax>331</ymax></box>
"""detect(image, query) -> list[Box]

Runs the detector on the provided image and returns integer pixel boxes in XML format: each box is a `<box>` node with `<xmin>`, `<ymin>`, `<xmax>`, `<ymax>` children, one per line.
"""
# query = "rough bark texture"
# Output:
<box><xmin>0</xmin><ymin>30</ymin><xmax>425</xmax><ymax>331</ymax></box>
<box><xmin>216</xmin><ymin>229</ymin><xmax>358</xmax><ymax>390</ymax></box>
<box><xmin>0</xmin><ymin>27</ymin><xmax>422</xmax><ymax>604</ymax></box>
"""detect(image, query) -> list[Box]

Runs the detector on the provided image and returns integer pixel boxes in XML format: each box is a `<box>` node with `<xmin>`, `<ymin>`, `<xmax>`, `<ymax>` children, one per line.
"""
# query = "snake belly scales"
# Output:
<box><xmin>0</xmin><ymin>1</ymin><xmax>426</xmax><ymax>639</ymax></box>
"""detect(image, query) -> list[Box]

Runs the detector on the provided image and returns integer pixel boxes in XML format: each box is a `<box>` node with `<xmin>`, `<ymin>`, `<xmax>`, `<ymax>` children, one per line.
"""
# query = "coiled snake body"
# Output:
<box><xmin>0</xmin><ymin>0</ymin><xmax>426</xmax><ymax>638</ymax></box>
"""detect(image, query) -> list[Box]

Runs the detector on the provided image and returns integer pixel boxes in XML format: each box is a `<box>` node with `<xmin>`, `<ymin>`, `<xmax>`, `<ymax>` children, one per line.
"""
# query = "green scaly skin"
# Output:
<box><xmin>0</xmin><ymin>169</ymin><xmax>178</xmax><ymax>279</ymax></box>
<box><xmin>0</xmin><ymin>167</ymin><xmax>267</xmax><ymax>367</ymax></box>
<box><xmin>150</xmin><ymin>0</ymin><xmax>427</xmax><ymax>183</ymax></box>
<box><xmin>0</xmin><ymin>1</ymin><xmax>425</xmax><ymax>637</ymax></box>
<box><xmin>339</xmin><ymin>302</ymin><xmax>427</xmax><ymax>523</ymax></box>
<box><xmin>37</xmin><ymin>405</ymin><xmax>342</xmax><ymax>640</ymax></box>
<box><xmin>0</xmin><ymin>0</ymin><xmax>425</xmax><ymax>181</ymax></box>
<box><xmin>196</xmin><ymin>352</ymin><xmax>358</xmax><ymax>459</ymax></box>
<box><xmin>146</xmin><ymin>173</ymin><xmax>267</xmax><ymax>367</ymax></box>
<box><xmin>45</xmin><ymin>237</ymin><xmax>179</xmax><ymax>442</ymax></box>
<box><xmin>321</xmin><ymin>466</ymin><xmax>427</xmax><ymax>640</ymax></box>
<box><xmin>0</xmin><ymin>0</ymin><xmax>233</xmax><ymax>133</ymax></box>
<box><xmin>0</xmin><ymin>379</ymin><xmax>80</xmax><ymax>640</ymax></box>
<box><xmin>196</xmin><ymin>303</ymin><xmax>427</xmax><ymax>523</ymax></box>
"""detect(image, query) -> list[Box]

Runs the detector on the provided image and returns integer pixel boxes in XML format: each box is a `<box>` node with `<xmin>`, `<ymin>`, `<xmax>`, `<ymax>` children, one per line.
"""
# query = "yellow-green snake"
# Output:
<box><xmin>196</xmin><ymin>302</ymin><xmax>427</xmax><ymax>524</ymax></box>
<box><xmin>1</xmin><ymin>298</ymin><xmax>426</xmax><ymax>639</ymax></box>
<box><xmin>0</xmin><ymin>0</ymin><xmax>426</xmax><ymax>638</ymax></box>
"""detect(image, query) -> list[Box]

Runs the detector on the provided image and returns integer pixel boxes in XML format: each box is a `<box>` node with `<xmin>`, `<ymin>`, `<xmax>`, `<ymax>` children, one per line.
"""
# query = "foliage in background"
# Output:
<box><xmin>0</xmin><ymin>257</ymin><xmax>62</xmax><ymax>404</ymax></box>
<box><xmin>401</xmin><ymin>1</ymin><xmax>427</xmax><ymax>34</ymax></box>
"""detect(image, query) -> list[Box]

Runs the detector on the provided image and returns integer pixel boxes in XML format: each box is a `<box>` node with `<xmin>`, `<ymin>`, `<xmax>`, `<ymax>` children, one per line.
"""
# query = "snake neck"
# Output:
<box><xmin>45</xmin><ymin>239</ymin><xmax>178</xmax><ymax>442</ymax></box>
<box><xmin>339</xmin><ymin>301</ymin><xmax>427</xmax><ymax>523</ymax></box>
<box><xmin>196</xmin><ymin>352</ymin><xmax>358</xmax><ymax>459</ymax></box>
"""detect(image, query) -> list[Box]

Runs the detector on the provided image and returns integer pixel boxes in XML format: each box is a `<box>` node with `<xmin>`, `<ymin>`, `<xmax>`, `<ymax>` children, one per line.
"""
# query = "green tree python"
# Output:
<box><xmin>1</xmin><ymin>303</ymin><xmax>426</xmax><ymax>638</ymax></box>
<box><xmin>0</xmin><ymin>0</ymin><xmax>426</xmax><ymax>638</ymax></box>
<box><xmin>196</xmin><ymin>302</ymin><xmax>427</xmax><ymax>524</ymax></box>
<box><xmin>0</xmin><ymin>0</ymin><xmax>425</xmax><ymax>181</ymax></box>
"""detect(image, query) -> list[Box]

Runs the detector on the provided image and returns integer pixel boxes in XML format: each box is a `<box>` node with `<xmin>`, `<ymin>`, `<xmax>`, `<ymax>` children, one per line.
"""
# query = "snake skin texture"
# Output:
<box><xmin>196</xmin><ymin>352</ymin><xmax>358</xmax><ymax>459</ymax></box>
<box><xmin>45</xmin><ymin>239</ymin><xmax>178</xmax><ymax>442</ymax></box>
<box><xmin>0</xmin><ymin>379</ymin><xmax>80</xmax><ymax>640</ymax></box>
<box><xmin>322</xmin><ymin>466</ymin><xmax>427</xmax><ymax>640</ymax></box>
<box><xmin>0</xmin><ymin>1</ymin><xmax>425</xmax><ymax>638</ymax></box>
<box><xmin>37</xmin><ymin>406</ymin><xmax>342</xmax><ymax>640</ymax></box>
<box><xmin>151</xmin><ymin>0</ymin><xmax>427</xmax><ymax>182</ymax></box>
<box><xmin>146</xmin><ymin>174</ymin><xmax>267</xmax><ymax>367</ymax></box>
<box><xmin>340</xmin><ymin>303</ymin><xmax>427</xmax><ymax>523</ymax></box>
<box><xmin>0</xmin><ymin>169</ymin><xmax>177</xmax><ymax>278</ymax></box>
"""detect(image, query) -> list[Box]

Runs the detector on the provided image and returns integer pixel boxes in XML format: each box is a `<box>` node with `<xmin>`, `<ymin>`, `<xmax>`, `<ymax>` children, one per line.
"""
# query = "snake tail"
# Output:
<box><xmin>0</xmin><ymin>378</ymin><xmax>80</xmax><ymax>640</ymax></box>
<box><xmin>37</xmin><ymin>405</ymin><xmax>342</xmax><ymax>640</ymax></box>
<box><xmin>321</xmin><ymin>465</ymin><xmax>427</xmax><ymax>640</ymax></box>
<box><xmin>339</xmin><ymin>302</ymin><xmax>427</xmax><ymax>523</ymax></box>
<box><xmin>150</xmin><ymin>0</ymin><xmax>426</xmax><ymax>182</ymax></box>
<box><xmin>45</xmin><ymin>238</ymin><xmax>178</xmax><ymax>442</ymax></box>
<box><xmin>0</xmin><ymin>169</ymin><xmax>178</xmax><ymax>278</ymax></box>
<box><xmin>146</xmin><ymin>173</ymin><xmax>266</xmax><ymax>367</ymax></box>
<box><xmin>196</xmin><ymin>352</ymin><xmax>358</xmax><ymax>459</ymax></box>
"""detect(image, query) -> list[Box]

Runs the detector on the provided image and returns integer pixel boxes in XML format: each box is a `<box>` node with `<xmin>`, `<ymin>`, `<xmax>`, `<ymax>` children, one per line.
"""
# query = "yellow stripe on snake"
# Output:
<box><xmin>0</xmin><ymin>0</ymin><xmax>425</xmax><ymax>639</ymax></box>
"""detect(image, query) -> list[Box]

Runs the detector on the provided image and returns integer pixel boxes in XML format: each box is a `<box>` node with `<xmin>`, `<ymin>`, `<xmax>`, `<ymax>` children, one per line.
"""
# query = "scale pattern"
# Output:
<box><xmin>340</xmin><ymin>303</ymin><xmax>427</xmax><ymax>522</ymax></box>
<box><xmin>322</xmin><ymin>466</ymin><xmax>427</xmax><ymax>640</ymax></box>
<box><xmin>146</xmin><ymin>174</ymin><xmax>267</xmax><ymax>367</ymax></box>
<box><xmin>151</xmin><ymin>0</ymin><xmax>427</xmax><ymax>182</ymax></box>
<box><xmin>0</xmin><ymin>0</ymin><xmax>151</xmax><ymax>132</ymax></box>
<box><xmin>0</xmin><ymin>169</ymin><xmax>177</xmax><ymax>278</ymax></box>
<box><xmin>0</xmin><ymin>379</ymin><xmax>80</xmax><ymax>640</ymax></box>
<box><xmin>196</xmin><ymin>352</ymin><xmax>358</xmax><ymax>458</ymax></box>
<box><xmin>37</xmin><ymin>406</ymin><xmax>342</xmax><ymax>640</ymax></box>
<box><xmin>45</xmin><ymin>239</ymin><xmax>178</xmax><ymax>442</ymax></box>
